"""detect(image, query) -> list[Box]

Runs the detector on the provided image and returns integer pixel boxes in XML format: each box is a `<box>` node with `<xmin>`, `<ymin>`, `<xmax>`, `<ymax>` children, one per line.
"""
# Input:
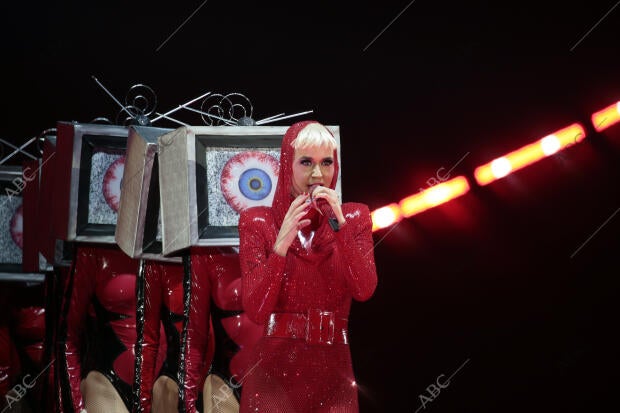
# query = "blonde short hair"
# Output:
<box><xmin>291</xmin><ymin>123</ymin><xmax>338</xmax><ymax>151</ymax></box>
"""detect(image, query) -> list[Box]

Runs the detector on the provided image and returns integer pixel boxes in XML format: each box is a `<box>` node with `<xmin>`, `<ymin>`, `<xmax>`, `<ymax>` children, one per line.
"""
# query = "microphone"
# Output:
<box><xmin>313</xmin><ymin>197</ymin><xmax>341</xmax><ymax>232</ymax></box>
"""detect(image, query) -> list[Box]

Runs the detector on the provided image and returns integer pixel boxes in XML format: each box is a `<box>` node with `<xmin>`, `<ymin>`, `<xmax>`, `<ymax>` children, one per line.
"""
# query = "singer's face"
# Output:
<box><xmin>291</xmin><ymin>145</ymin><xmax>335</xmax><ymax>197</ymax></box>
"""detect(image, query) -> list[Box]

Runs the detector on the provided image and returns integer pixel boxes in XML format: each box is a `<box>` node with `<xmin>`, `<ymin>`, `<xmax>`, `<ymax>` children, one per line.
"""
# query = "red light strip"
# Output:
<box><xmin>370</xmin><ymin>100</ymin><xmax>620</xmax><ymax>231</ymax></box>
<box><xmin>474</xmin><ymin>123</ymin><xmax>585</xmax><ymax>186</ymax></box>
<box><xmin>592</xmin><ymin>101</ymin><xmax>620</xmax><ymax>132</ymax></box>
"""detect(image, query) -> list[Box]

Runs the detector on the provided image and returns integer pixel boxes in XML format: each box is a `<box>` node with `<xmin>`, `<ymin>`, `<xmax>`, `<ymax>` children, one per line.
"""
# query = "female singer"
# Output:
<box><xmin>238</xmin><ymin>121</ymin><xmax>378</xmax><ymax>412</ymax></box>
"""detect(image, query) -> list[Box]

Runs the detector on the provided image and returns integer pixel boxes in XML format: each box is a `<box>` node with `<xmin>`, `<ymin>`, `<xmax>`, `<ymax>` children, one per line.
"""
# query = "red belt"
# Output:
<box><xmin>264</xmin><ymin>310</ymin><xmax>349</xmax><ymax>345</ymax></box>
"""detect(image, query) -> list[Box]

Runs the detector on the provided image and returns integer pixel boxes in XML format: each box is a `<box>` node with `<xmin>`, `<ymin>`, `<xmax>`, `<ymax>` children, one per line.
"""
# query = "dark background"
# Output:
<box><xmin>2</xmin><ymin>1</ymin><xmax>620</xmax><ymax>411</ymax></box>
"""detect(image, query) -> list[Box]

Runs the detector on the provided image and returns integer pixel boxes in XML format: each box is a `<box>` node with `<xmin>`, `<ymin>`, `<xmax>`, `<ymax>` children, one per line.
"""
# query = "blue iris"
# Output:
<box><xmin>238</xmin><ymin>168</ymin><xmax>272</xmax><ymax>200</ymax></box>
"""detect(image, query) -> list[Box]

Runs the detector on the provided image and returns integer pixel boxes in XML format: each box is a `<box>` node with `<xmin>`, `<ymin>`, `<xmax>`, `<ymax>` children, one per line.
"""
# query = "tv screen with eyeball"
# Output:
<box><xmin>158</xmin><ymin>125</ymin><xmax>341</xmax><ymax>256</ymax></box>
<box><xmin>203</xmin><ymin>141</ymin><xmax>281</xmax><ymax>227</ymax></box>
<box><xmin>0</xmin><ymin>166</ymin><xmax>24</xmax><ymax>272</ymax></box>
<box><xmin>87</xmin><ymin>147</ymin><xmax>124</xmax><ymax>225</ymax></box>
<box><xmin>55</xmin><ymin>122</ymin><xmax>129</xmax><ymax>244</ymax></box>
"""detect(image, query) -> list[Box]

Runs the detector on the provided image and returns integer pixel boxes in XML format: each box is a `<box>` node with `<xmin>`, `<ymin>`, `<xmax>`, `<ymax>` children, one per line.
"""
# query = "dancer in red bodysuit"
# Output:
<box><xmin>184</xmin><ymin>247</ymin><xmax>262</xmax><ymax>413</ymax></box>
<box><xmin>136</xmin><ymin>260</ymin><xmax>186</xmax><ymax>413</ymax></box>
<box><xmin>57</xmin><ymin>244</ymin><xmax>164</xmax><ymax>413</ymax></box>
<box><xmin>12</xmin><ymin>305</ymin><xmax>47</xmax><ymax>410</ymax></box>
<box><xmin>238</xmin><ymin>121</ymin><xmax>378</xmax><ymax>412</ymax></box>
<box><xmin>13</xmin><ymin>307</ymin><xmax>46</xmax><ymax>370</ymax></box>
<box><xmin>0</xmin><ymin>282</ymin><xmax>50</xmax><ymax>412</ymax></box>
<box><xmin>0</xmin><ymin>315</ymin><xmax>20</xmax><ymax>411</ymax></box>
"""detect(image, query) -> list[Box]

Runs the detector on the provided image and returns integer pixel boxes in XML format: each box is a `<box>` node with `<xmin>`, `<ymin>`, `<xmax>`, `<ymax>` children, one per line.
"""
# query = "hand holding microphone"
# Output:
<box><xmin>273</xmin><ymin>193</ymin><xmax>312</xmax><ymax>256</ymax></box>
<box><xmin>309</xmin><ymin>185</ymin><xmax>346</xmax><ymax>231</ymax></box>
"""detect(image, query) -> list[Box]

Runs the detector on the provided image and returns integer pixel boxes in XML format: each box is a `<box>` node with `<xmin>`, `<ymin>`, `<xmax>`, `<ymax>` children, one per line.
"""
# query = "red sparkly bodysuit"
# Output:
<box><xmin>58</xmin><ymin>245</ymin><xmax>163</xmax><ymax>412</ymax></box>
<box><xmin>184</xmin><ymin>247</ymin><xmax>262</xmax><ymax>413</ymax></box>
<box><xmin>238</xmin><ymin>121</ymin><xmax>378</xmax><ymax>412</ymax></box>
<box><xmin>136</xmin><ymin>260</ymin><xmax>185</xmax><ymax>412</ymax></box>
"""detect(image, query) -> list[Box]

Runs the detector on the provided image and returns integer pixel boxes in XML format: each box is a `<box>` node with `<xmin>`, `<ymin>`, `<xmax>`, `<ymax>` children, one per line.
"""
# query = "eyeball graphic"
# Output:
<box><xmin>10</xmin><ymin>204</ymin><xmax>23</xmax><ymax>250</ymax></box>
<box><xmin>103</xmin><ymin>156</ymin><xmax>125</xmax><ymax>212</ymax></box>
<box><xmin>221</xmin><ymin>151</ymin><xmax>279</xmax><ymax>213</ymax></box>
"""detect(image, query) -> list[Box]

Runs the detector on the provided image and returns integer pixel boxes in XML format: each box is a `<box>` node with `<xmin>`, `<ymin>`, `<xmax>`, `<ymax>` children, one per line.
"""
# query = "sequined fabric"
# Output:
<box><xmin>238</xmin><ymin>122</ymin><xmax>378</xmax><ymax>412</ymax></box>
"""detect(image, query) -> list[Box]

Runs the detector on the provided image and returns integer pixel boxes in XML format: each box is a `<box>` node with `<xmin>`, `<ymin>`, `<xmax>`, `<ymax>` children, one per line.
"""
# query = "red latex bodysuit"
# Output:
<box><xmin>1</xmin><ymin>284</ymin><xmax>50</xmax><ymax>412</ymax></box>
<box><xmin>13</xmin><ymin>306</ymin><xmax>47</xmax><ymax>408</ymax></box>
<box><xmin>184</xmin><ymin>247</ymin><xmax>262</xmax><ymax>413</ymax></box>
<box><xmin>52</xmin><ymin>266</ymin><xmax>73</xmax><ymax>413</ymax></box>
<box><xmin>136</xmin><ymin>259</ymin><xmax>185</xmax><ymax>412</ymax></box>
<box><xmin>0</xmin><ymin>319</ymin><xmax>20</xmax><ymax>403</ymax></box>
<box><xmin>58</xmin><ymin>245</ymin><xmax>163</xmax><ymax>412</ymax></box>
<box><xmin>238</xmin><ymin>121</ymin><xmax>378</xmax><ymax>412</ymax></box>
<box><xmin>13</xmin><ymin>306</ymin><xmax>46</xmax><ymax>370</ymax></box>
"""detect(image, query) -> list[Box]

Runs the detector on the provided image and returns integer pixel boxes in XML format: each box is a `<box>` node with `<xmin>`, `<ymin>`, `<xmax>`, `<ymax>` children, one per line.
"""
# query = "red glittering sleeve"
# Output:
<box><xmin>333</xmin><ymin>203</ymin><xmax>378</xmax><ymax>301</ymax></box>
<box><xmin>238</xmin><ymin>208</ymin><xmax>287</xmax><ymax>324</ymax></box>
